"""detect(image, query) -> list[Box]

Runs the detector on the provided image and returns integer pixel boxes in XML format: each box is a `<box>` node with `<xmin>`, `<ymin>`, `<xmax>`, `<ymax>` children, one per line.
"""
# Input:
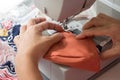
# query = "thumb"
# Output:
<box><xmin>49</xmin><ymin>33</ymin><xmax>64</xmax><ymax>45</ymax></box>
<box><xmin>76</xmin><ymin>30</ymin><xmax>96</xmax><ymax>39</ymax></box>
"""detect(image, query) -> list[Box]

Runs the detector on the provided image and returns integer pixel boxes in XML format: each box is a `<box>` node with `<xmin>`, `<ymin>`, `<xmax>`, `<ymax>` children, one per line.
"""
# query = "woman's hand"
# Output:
<box><xmin>14</xmin><ymin>18</ymin><xmax>64</xmax><ymax>80</ymax></box>
<box><xmin>14</xmin><ymin>18</ymin><xmax>64</xmax><ymax>61</ymax></box>
<box><xmin>77</xmin><ymin>13</ymin><xmax>120</xmax><ymax>60</ymax></box>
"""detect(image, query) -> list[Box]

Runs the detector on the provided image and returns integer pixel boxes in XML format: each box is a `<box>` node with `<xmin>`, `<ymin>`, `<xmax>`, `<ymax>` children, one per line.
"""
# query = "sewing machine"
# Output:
<box><xmin>33</xmin><ymin>0</ymin><xmax>120</xmax><ymax>80</ymax></box>
<box><xmin>33</xmin><ymin>0</ymin><xmax>97</xmax><ymax>39</ymax></box>
<box><xmin>34</xmin><ymin>0</ymin><xmax>95</xmax><ymax>21</ymax></box>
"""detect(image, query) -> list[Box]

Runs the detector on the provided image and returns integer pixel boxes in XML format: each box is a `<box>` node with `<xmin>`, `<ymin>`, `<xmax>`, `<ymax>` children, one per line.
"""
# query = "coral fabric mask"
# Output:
<box><xmin>44</xmin><ymin>32</ymin><xmax>100</xmax><ymax>72</ymax></box>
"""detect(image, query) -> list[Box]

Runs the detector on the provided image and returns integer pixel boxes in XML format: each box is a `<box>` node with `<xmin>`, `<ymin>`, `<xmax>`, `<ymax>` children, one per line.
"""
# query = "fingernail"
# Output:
<box><xmin>76</xmin><ymin>34</ymin><xmax>84</xmax><ymax>39</ymax></box>
<box><xmin>76</xmin><ymin>34</ymin><xmax>81</xmax><ymax>38</ymax></box>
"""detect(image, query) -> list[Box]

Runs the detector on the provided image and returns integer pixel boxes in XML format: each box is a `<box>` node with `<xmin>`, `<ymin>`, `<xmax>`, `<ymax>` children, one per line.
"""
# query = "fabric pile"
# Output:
<box><xmin>0</xmin><ymin>18</ymin><xmax>20</xmax><ymax>80</ymax></box>
<box><xmin>0</xmin><ymin>40</ymin><xmax>17</xmax><ymax>80</ymax></box>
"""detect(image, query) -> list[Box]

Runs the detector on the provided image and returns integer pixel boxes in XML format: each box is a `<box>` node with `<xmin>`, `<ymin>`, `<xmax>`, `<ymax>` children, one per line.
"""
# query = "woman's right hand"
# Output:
<box><xmin>77</xmin><ymin>13</ymin><xmax>120</xmax><ymax>60</ymax></box>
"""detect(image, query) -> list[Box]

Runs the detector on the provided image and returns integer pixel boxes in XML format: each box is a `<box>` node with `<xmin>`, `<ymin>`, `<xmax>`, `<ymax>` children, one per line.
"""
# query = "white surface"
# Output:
<box><xmin>0</xmin><ymin>0</ymin><xmax>24</xmax><ymax>14</ymax></box>
<box><xmin>114</xmin><ymin>0</ymin><xmax>120</xmax><ymax>6</ymax></box>
<box><xmin>39</xmin><ymin>58</ymin><xmax>118</xmax><ymax>80</ymax></box>
<box><xmin>99</xmin><ymin>0</ymin><xmax>120</xmax><ymax>13</ymax></box>
<box><xmin>96</xmin><ymin>0</ymin><xmax>120</xmax><ymax>19</ymax></box>
<box><xmin>39</xmin><ymin>59</ymin><xmax>95</xmax><ymax>80</ymax></box>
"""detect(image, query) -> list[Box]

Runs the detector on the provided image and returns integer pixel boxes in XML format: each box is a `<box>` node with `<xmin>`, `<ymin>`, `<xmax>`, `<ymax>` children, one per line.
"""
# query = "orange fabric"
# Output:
<box><xmin>44</xmin><ymin>32</ymin><xmax>100</xmax><ymax>72</ymax></box>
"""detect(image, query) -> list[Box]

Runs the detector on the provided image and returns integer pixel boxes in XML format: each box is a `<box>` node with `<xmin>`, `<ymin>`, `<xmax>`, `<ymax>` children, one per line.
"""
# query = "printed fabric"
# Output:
<box><xmin>0</xmin><ymin>40</ymin><xmax>17</xmax><ymax>80</ymax></box>
<box><xmin>0</xmin><ymin>19</ymin><xmax>19</xmax><ymax>80</ymax></box>
<box><xmin>0</xmin><ymin>24</ymin><xmax>21</xmax><ymax>51</ymax></box>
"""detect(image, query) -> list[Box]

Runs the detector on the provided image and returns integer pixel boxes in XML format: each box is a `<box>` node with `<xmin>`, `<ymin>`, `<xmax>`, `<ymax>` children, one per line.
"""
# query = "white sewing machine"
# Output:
<box><xmin>33</xmin><ymin>0</ymin><xmax>95</xmax><ymax>22</ymax></box>
<box><xmin>33</xmin><ymin>0</ymin><xmax>120</xmax><ymax>80</ymax></box>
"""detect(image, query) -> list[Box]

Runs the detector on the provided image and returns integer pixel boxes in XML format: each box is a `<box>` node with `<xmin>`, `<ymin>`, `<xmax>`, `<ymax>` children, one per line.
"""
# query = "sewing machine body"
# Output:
<box><xmin>33</xmin><ymin>0</ymin><xmax>95</xmax><ymax>22</ymax></box>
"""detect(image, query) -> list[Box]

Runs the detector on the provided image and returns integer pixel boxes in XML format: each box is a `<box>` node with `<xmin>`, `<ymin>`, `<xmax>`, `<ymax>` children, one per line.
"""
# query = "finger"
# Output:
<box><xmin>14</xmin><ymin>35</ymin><xmax>20</xmax><ymax>45</ymax></box>
<box><xmin>27</xmin><ymin>18</ymin><xmax>46</xmax><ymax>27</ymax></box>
<box><xmin>83</xmin><ymin>13</ymin><xmax>112</xmax><ymax>30</ymax></box>
<box><xmin>97</xmin><ymin>13</ymin><xmax>107</xmax><ymax>18</ymax></box>
<box><xmin>82</xmin><ymin>17</ymin><xmax>98</xmax><ymax>30</ymax></box>
<box><xmin>97</xmin><ymin>13</ymin><xmax>120</xmax><ymax>23</ymax></box>
<box><xmin>20</xmin><ymin>25</ymin><xmax>27</xmax><ymax>34</ymax></box>
<box><xmin>76</xmin><ymin>27</ymin><xmax>109</xmax><ymax>39</ymax></box>
<box><xmin>100</xmin><ymin>46</ymin><xmax>120</xmax><ymax>60</ymax></box>
<box><xmin>48</xmin><ymin>33</ymin><xmax>64</xmax><ymax>46</ymax></box>
<box><xmin>97</xmin><ymin>13</ymin><xmax>114</xmax><ymax>20</ymax></box>
<box><xmin>35</xmin><ymin>21</ymin><xmax>64</xmax><ymax>33</ymax></box>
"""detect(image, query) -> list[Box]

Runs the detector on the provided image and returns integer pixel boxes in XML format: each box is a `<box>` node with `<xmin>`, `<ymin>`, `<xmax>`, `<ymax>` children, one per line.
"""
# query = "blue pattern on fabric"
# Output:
<box><xmin>0</xmin><ymin>25</ymin><xmax>21</xmax><ymax>51</ymax></box>
<box><xmin>0</xmin><ymin>61</ymin><xmax>15</xmax><ymax>75</ymax></box>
